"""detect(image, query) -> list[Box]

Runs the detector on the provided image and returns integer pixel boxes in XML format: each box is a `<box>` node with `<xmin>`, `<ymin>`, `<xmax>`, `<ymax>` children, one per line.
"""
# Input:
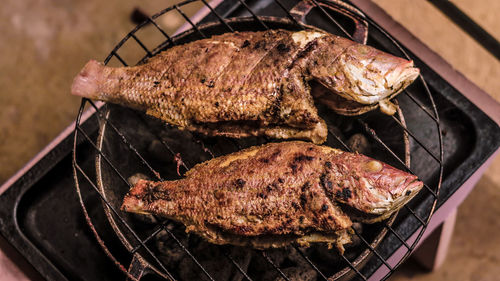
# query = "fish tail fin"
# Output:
<box><xmin>121</xmin><ymin>179</ymin><xmax>179</xmax><ymax>217</ymax></box>
<box><xmin>121</xmin><ymin>179</ymin><xmax>154</xmax><ymax>214</ymax></box>
<box><xmin>71</xmin><ymin>60</ymin><xmax>109</xmax><ymax>100</ymax></box>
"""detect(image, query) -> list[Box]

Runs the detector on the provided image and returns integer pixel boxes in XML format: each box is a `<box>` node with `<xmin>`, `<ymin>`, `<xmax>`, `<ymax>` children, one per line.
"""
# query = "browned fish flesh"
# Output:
<box><xmin>71</xmin><ymin>29</ymin><xmax>419</xmax><ymax>144</ymax></box>
<box><xmin>121</xmin><ymin>141</ymin><xmax>423</xmax><ymax>251</ymax></box>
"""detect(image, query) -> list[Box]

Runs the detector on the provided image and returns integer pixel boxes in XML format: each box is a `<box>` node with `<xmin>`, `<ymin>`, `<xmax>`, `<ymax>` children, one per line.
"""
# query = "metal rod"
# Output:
<box><xmin>175</xmin><ymin>5</ymin><xmax>208</xmax><ymax>38</ymax></box>
<box><xmin>87</xmin><ymin>101</ymin><xmax>164</xmax><ymax>181</ymax></box>
<box><xmin>260</xmin><ymin>251</ymin><xmax>290</xmax><ymax>281</ymax></box>
<box><xmin>340</xmin><ymin>254</ymin><xmax>367</xmax><ymax>281</ymax></box>
<box><xmin>402</xmin><ymin>90</ymin><xmax>438</xmax><ymax>122</ymax></box>
<box><xmin>223</xmin><ymin>249</ymin><xmax>254</xmax><ymax>281</ymax></box>
<box><xmin>357</xmin><ymin>118</ymin><xmax>438</xmax><ymax>199</ymax></box>
<box><xmin>130</xmin><ymin>33</ymin><xmax>153</xmax><ymax>57</ymax></box>
<box><xmin>200</xmin><ymin>0</ymin><xmax>234</xmax><ymax>32</ymax></box>
<box><xmin>402</xmin><ymin>205</ymin><xmax>426</xmax><ymax>226</ymax></box>
<box><xmin>112</xmin><ymin>52</ymin><xmax>128</xmax><ymax>66</ymax></box>
<box><xmin>133</xmin><ymin>112</ymin><xmax>190</xmax><ymax>171</ymax></box>
<box><xmin>327</xmin><ymin>128</ymin><xmax>351</xmax><ymax>151</ymax></box>
<box><xmin>147</xmin><ymin>17</ymin><xmax>176</xmax><ymax>46</ymax></box>
<box><xmin>236</xmin><ymin>0</ymin><xmax>269</xmax><ymax>29</ymax></box>
<box><xmin>312</xmin><ymin>0</ymin><xmax>353</xmax><ymax>39</ymax></box>
<box><xmin>162</xmin><ymin>226</ymin><xmax>216</xmax><ymax>281</ymax></box>
<box><xmin>75</xmin><ymin>125</ymin><xmax>131</xmax><ymax>187</ymax></box>
<box><xmin>384</xmin><ymin>224</ymin><xmax>411</xmax><ymax>250</ymax></box>
<box><xmin>293</xmin><ymin>246</ymin><xmax>329</xmax><ymax>280</ymax></box>
<box><xmin>390</xmin><ymin>114</ymin><xmax>441</xmax><ymax>164</ymax></box>
<box><xmin>351</xmin><ymin>228</ymin><xmax>394</xmax><ymax>272</ymax></box>
<box><xmin>272</xmin><ymin>0</ymin><xmax>303</xmax><ymax>27</ymax></box>
<box><xmin>131</xmin><ymin>224</ymin><xmax>166</xmax><ymax>254</ymax></box>
<box><xmin>74</xmin><ymin>167</ymin><xmax>143</xmax><ymax>281</ymax></box>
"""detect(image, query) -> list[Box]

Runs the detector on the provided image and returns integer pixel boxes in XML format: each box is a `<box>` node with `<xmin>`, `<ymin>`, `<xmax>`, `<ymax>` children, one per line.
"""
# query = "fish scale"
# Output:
<box><xmin>121</xmin><ymin>141</ymin><xmax>423</xmax><ymax>251</ymax></box>
<box><xmin>72</xmin><ymin>29</ymin><xmax>419</xmax><ymax>143</ymax></box>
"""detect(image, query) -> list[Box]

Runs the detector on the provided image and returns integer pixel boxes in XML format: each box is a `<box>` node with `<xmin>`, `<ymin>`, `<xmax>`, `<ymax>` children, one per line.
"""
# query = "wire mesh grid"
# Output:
<box><xmin>72</xmin><ymin>0</ymin><xmax>443</xmax><ymax>280</ymax></box>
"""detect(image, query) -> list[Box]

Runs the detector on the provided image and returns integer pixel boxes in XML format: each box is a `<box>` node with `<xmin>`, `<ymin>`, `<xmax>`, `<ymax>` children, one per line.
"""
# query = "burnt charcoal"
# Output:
<box><xmin>260</xmin><ymin>270</ymin><xmax>280</xmax><ymax>281</ymax></box>
<box><xmin>177</xmin><ymin>241</ymin><xmax>251</xmax><ymax>281</ymax></box>
<box><xmin>147</xmin><ymin>139</ymin><xmax>170</xmax><ymax>161</ymax></box>
<box><xmin>300</xmin><ymin>245</ymin><xmax>343</xmax><ymax>275</ymax></box>
<box><xmin>282</xmin><ymin>247</ymin><xmax>309</xmax><ymax>268</ymax></box>
<box><xmin>129</xmin><ymin>213</ymin><xmax>157</xmax><ymax>224</ymax></box>
<box><xmin>347</xmin><ymin>133</ymin><xmax>371</xmax><ymax>155</ymax></box>
<box><xmin>247</xmin><ymin>249</ymin><xmax>288</xmax><ymax>280</ymax></box>
<box><xmin>155</xmin><ymin>229</ymin><xmax>188</xmax><ymax>268</ymax></box>
<box><xmin>157</xmin><ymin>128</ymin><xmax>211</xmax><ymax>164</ymax></box>
<box><xmin>263</xmin><ymin>248</ymin><xmax>288</xmax><ymax>267</ymax></box>
<box><xmin>337</xmin><ymin>116</ymin><xmax>355</xmax><ymax>133</ymax></box>
<box><xmin>274</xmin><ymin>267</ymin><xmax>317</xmax><ymax>281</ymax></box>
<box><xmin>231</xmin><ymin>249</ymin><xmax>252</xmax><ymax>281</ymax></box>
<box><xmin>349</xmin><ymin>223</ymin><xmax>363</xmax><ymax>247</ymax></box>
<box><xmin>327</xmin><ymin>124</ymin><xmax>345</xmax><ymax>141</ymax></box>
<box><xmin>246</xmin><ymin>247</ymin><xmax>320</xmax><ymax>281</ymax></box>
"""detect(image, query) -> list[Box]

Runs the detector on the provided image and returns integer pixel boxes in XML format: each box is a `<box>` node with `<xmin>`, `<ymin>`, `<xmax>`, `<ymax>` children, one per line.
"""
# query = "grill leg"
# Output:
<box><xmin>412</xmin><ymin>208</ymin><xmax>457</xmax><ymax>271</ymax></box>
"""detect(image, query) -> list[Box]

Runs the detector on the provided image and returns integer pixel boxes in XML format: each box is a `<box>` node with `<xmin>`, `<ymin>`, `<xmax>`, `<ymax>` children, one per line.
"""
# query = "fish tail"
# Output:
<box><xmin>71</xmin><ymin>60</ymin><xmax>113</xmax><ymax>100</ymax></box>
<box><xmin>121</xmin><ymin>179</ymin><xmax>151</xmax><ymax>214</ymax></box>
<box><xmin>121</xmin><ymin>179</ymin><xmax>178</xmax><ymax>216</ymax></box>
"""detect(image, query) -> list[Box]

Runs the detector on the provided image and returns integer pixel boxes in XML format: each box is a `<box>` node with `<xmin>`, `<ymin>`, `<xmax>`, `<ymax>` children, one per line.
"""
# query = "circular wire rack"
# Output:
<box><xmin>72</xmin><ymin>0</ymin><xmax>443</xmax><ymax>280</ymax></box>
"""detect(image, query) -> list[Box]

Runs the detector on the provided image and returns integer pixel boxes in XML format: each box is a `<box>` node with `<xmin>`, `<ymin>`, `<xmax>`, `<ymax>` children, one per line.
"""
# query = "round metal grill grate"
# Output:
<box><xmin>73</xmin><ymin>1</ymin><xmax>443</xmax><ymax>280</ymax></box>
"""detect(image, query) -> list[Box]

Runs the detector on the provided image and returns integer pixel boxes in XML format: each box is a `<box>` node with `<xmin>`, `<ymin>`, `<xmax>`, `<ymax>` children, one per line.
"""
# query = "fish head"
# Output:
<box><xmin>327</xmin><ymin>152</ymin><xmax>423</xmax><ymax>222</ymax></box>
<box><xmin>313</xmin><ymin>39</ymin><xmax>419</xmax><ymax>115</ymax></box>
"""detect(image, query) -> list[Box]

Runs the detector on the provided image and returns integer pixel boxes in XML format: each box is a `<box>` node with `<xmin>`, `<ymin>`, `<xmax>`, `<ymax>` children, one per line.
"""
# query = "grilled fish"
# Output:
<box><xmin>121</xmin><ymin>141</ymin><xmax>423</xmax><ymax>251</ymax></box>
<box><xmin>72</xmin><ymin>29</ymin><xmax>419</xmax><ymax>144</ymax></box>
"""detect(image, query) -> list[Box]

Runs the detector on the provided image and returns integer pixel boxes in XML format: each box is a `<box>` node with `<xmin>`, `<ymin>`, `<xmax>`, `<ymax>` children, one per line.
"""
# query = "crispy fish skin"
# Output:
<box><xmin>72</xmin><ymin>30</ymin><xmax>419</xmax><ymax>144</ymax></box>
<box><xmin>121</xmin><ymin>141</ymin><xmax>423</xmax><ymax>250</ymax></box>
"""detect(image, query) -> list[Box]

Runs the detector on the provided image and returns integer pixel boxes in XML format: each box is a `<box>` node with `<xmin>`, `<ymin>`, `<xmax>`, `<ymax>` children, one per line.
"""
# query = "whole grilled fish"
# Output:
<box><xmin>121</xmin><ymin>141</ymin><xmax>423</xmax><ymax>251</ymax></box>
<box><xmin>72</xmin><ymin>29</ymin><xmax>419</xmax><ymax>144</ymax></box>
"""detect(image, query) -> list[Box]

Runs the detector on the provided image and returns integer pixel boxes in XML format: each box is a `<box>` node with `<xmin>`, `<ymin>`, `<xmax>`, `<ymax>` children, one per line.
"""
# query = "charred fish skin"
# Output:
<box><xmin>72</xmin><ymin>29</ymin><xmax>419</xmax><ymax>144</ymax></box>
<box><xmin>121</xmin><ymin>141</ymin><xmax>423</xmax><ymax>250</ymax></box>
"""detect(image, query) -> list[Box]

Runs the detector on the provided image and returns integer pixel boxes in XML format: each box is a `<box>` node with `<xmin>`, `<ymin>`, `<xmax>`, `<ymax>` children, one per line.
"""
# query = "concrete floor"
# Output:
<box><xmin>0</xmin><ymin>0</ymin><xmax>499</xmax><ymax>280</ymax></box>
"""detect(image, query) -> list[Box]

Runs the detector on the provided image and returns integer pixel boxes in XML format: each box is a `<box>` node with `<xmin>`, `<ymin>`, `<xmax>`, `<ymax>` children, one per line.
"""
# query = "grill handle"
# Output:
<box><xmin>290</xmin><ymin>0</ymin><xmax>368</xmax><ymax>44</ymax></box>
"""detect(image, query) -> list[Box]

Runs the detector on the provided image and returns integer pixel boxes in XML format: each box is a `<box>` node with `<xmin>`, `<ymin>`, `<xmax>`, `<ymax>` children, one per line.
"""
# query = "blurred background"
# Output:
<box><xmin>0</xmin><ymin>0</ymin><xmax>498</xmax><ymax>280</ymax></box>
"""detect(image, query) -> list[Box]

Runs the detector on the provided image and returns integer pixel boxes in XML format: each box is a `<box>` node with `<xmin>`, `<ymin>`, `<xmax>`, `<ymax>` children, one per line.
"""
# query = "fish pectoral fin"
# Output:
<box><xmin>378</xmin><ymin>100</ymin><xmax>397</xmax><ymax>115</ymax></box>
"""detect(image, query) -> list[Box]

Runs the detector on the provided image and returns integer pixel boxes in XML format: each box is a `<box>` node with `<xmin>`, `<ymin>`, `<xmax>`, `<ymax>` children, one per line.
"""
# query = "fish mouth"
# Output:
<box><xmin>406</xmin><ymin>178</ymin><xmax>424</xmax><ymax>193</ymax></box>
<box><xmin>345</xmin><ymin>178</ymin><xmax>423</xmax><ymax>224</ymax></box>
<box><xmin>374</xmin><ymin>178</ymin><xmax>423</xmax><ymax>218</ymax></box>
<box><xmin>325</xmin><ymin>59</ymin><xmax>420</xmax><ymax>106</ymax></box>
<box><xmin>386</xmin><ymin>61</ymin><xmax>420</xmax><ymax>95</ymax></box>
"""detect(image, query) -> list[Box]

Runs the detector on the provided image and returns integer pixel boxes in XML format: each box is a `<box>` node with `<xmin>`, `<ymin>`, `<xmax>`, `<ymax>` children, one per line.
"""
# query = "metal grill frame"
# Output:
<box><xmin>72</xmin><ymin>0</ymin><xmax>443</xmax><ymax>280</ymax></box>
